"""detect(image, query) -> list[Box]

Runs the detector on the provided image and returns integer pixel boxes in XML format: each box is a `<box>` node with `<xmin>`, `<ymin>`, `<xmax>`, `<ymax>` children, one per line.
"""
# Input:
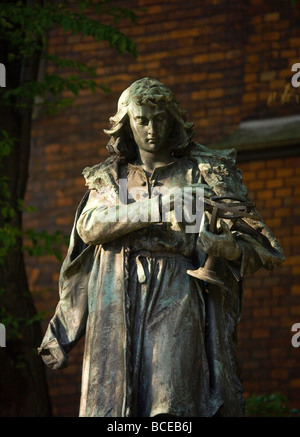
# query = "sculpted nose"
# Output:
<box><xmin>148</xmin><ymin>121</ymin><xmax>155</xmax><ymax>136</ymax></box>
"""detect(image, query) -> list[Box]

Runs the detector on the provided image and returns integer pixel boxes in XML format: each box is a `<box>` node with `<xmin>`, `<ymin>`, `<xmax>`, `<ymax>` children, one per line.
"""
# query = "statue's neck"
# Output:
<box><xmin>135</xmin><ymin>148</ymin><xmax>175</xmax><ymax>173</ymax></box>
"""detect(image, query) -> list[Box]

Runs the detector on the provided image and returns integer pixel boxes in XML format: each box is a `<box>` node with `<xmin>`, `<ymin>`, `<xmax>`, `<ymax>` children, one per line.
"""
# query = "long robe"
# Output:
<box><xmin>38</xmin><ymin>142</ymin><xmax>285</xmax><ymax>417</ymax></box>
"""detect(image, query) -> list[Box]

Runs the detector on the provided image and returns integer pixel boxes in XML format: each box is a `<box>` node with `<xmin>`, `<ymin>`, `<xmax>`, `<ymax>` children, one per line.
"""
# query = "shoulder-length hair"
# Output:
<box><xmin>104</xmin><ymin>77</ymin><xmax>194</xmax><ymax>161</ymax></box>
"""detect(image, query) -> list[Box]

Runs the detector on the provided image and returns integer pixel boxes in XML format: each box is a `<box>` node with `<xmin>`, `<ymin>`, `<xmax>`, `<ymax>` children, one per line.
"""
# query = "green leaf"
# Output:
<box><xmin>46</xmin><ymin>54</ymin><xmax>97</xmax><ymax>76</ymax></box>
<box><xmin>245</xmin><ymin>393</ymin><xmax>300</xmax><ymax>417</ymax></box>
<box><xmin>0</xmin><ymin>130</ymin><xmax>16</xmax><ymax>158</ymax></box>
<box><xmin>22</xmin><ymin>228</ymin><xmax>69</xmax><ymax>261</ymax></box>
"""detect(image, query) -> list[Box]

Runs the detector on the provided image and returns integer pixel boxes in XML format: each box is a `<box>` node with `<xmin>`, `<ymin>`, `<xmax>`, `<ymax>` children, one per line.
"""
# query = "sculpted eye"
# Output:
<box><xmin>136</xmin><ymin>117</ymin><xmax>148</xmax><ymax>125</ymax></box>
<box><xmin>155</xmin><ymin>113</ymin><xmax>167</xmax><ymax>122</ymax></box>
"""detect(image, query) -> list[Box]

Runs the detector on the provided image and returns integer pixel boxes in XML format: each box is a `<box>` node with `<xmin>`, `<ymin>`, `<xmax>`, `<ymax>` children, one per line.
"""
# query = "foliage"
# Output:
<box><xmin>0</xmin><ymin>129</ymin><xmax>69</xmax><ymax>265</ymax></box>
<box><xmin>0</xmin><ymin>0</ymin><xmax>139</xmax><ymax>340</ymax></box>
<box><xmin>245</xmin><ymin>393</ymin><xmax>300</xmax><ymax>417</ymax></box>
<box><xmin>0</xmin><ymin>0</ymin><xmax>138</xmax><ymax>59</ymax></box>
<box><xmin>0</xmin><ymin>132</ymin><xmax>15</xmax><ymax>213</ymax></box>
<box><xmin>0</xmin><ymin>0</ymin><xmax>138</xmax><ymax>260</ymax></box>
<box><xmin>0</xmin><ymin>305</ymin><xmax>47</xmax><ymax>342</ymax></box>
<box><xmin>0</xmin><ymin>0</ymin><xmax>138</xmax><ymax>113</ymax></box>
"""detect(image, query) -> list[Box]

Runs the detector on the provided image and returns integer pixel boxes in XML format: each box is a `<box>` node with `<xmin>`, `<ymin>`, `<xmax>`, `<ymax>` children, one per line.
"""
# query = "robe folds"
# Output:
<box><xmin>38</xmin><ymin>142</ymin><xmax>285</xmax><ymax>417</ymax></box>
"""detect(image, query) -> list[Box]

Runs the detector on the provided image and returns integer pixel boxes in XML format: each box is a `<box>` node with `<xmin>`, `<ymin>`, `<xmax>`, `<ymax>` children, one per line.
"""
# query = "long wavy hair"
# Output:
<box><xmin>104</xmin><ymin>77</ymin><xmax>194</xmax><ymax>162</ymax></box>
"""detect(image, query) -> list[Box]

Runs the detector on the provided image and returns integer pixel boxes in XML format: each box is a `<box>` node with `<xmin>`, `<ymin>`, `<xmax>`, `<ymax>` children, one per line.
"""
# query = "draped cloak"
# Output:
<box><xmin>38</xmin><ymin>142</ymin><xmax>285</xmax><ymax>417</ymax></box>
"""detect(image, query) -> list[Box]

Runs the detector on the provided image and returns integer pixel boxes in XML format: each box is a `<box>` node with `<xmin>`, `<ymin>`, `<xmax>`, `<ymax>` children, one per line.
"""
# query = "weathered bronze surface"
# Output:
<box><xmin>38</xmin><ymin>78</ymin><xmax>285</xmax><ymax>417</ymax></box>
<box><xmin>187</xmin><ymin>195</ymin><xmax>257</xmax><ymax>288</ymax></box>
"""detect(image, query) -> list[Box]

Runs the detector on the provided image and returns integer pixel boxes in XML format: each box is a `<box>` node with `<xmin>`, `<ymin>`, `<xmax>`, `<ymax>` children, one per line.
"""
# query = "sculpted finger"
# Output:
<box><xmin>200</xmin><ymin>230</ymin><xmax>216</xmax><ymax>252</ymax></box>
<box><xmin>220</xmin><ymin>219</ymin><xmax>231</xmax><ymax>234</ymax></box>
<box><xmin>204</xmin><ymin>210</ymin><xmax>211</xmax><ymax>225</ymax></box>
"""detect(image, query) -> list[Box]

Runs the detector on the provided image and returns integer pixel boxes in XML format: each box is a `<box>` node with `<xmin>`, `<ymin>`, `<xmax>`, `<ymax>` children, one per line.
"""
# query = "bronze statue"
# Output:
<box><xmin>38</xmin><ymin>78</ymin><xmax>285</xmax><ymax>417</ymax></box>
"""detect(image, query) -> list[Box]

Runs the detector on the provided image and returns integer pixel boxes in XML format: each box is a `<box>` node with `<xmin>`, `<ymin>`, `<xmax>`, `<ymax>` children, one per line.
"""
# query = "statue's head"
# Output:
<box><xmin>104</xmin><ymin>77</ymin><xmax>194</xmax><ymax>161</ymax></box>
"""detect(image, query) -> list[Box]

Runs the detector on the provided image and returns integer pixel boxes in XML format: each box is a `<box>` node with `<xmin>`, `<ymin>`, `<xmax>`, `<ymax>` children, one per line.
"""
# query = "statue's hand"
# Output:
<box><xmin>198</xmin><ymin>213</ymin><xmax>242</xmax><ymax>261</ymax></box>
<box><xmin>164</xmin><ymin>183</ymin><xmax>214</xmax><ymax>211</ymax></box>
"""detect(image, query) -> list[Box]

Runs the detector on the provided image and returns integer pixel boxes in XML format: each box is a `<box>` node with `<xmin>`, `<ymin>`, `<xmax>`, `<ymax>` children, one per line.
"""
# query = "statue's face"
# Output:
<box><xmin>128</xmin><ymin>101</ymin><xmax>172</xmax><ymax>154</ymax></box>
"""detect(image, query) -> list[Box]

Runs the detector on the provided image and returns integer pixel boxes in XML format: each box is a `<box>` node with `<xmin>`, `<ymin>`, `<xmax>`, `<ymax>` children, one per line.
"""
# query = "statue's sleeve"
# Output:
<box><xmin>212</xmin><ymin>167</ymin><xmax>285</xmax><ymax>280</ymax></box>
<box><xmin>226</xmin><ymin>212</ymin><xmax>285</xmax><ymax>279</ymax></box>
<box><xmin>194</xmin><ymin>145</ymin><xmax>285</xmax><ymax>280</ymax></box>
<box><xmin>226</xmin><ymin>160</ymin><xmax>284</xmax><ymax>278</ymax></box>
<box><xmin>76</xmin><ymin>188</ymin><xmax>162</xmax><ymax>245</ymax></box>
<box><xmin>38</xmin><ymin>192</ymin><xmax>93</xmax><ymax>370</ymax></box>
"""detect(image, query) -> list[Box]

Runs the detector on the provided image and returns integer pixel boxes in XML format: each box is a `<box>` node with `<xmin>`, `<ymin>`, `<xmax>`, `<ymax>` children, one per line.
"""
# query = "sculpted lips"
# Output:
<box><xmin>147</xmin><ymin>137</ymin><xmax>158</xmax><ymax>143</ymax></box>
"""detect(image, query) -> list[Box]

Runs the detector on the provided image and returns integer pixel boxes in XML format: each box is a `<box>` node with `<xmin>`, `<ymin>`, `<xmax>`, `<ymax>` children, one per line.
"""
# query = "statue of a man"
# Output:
<box><xmin>38</xmin><ymin>78</ymin><xmax>285</xmax><ymax>417</ymax></box>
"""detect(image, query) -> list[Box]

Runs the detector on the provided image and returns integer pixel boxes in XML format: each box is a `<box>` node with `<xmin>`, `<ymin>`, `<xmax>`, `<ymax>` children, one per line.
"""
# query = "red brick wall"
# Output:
<box><xmin>24</xmin><ymin>0</ymin><xmax>300</xmax><ymax>416</ymax></box>
<box><xmin>237</xmin><ymin>157</ymin><xmax>300</xmax><ymax>406</ymax></box>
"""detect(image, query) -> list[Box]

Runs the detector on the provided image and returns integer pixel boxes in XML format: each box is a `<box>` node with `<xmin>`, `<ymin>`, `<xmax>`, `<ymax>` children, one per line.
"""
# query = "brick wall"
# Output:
<box><xmin>237</xmin><ymin>156</ymin><xmax>300</xmax><ymax>407</ymax></box>
<box><xmin>24</xmin><ymin>0</ymin><xmax>300</xmax><ymax>416</ymax></box>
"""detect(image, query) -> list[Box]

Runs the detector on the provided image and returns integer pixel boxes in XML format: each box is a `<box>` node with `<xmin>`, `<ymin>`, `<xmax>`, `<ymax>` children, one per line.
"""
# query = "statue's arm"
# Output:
<box><xmin>76</xmin><ymin>188</ymin><xmax>163</xmax><ymax>245</ymax></box>
<box><xmin>38</xmin><ymin>247</ymin><xmax>91</xmax><ymax>369</ymax></box>
<box><xmin>38</xmin><ymin>193</ymin><xmax>91</xmax><ymax>369</ymax></box>
<box><xmin>37</xmin><ymin>315</ymin><xmax>72</xmax><ymax>370</ymax></box>
<box><xmin>193</xmin><ymin>149</ymin><xmax>285</xmax><ymax>279</ymax></box>
<box><xmin>197</xmin><ymin>209</ymin><xmax>285</xmax><ymax>280</ymax></box>
<box><xmin>211</xmin><ymin>217</ymin><xmax>285</xmax><ymax>281</ymax></box>
<box><xmin>228</xmin><ymin>217</ymin><xmax>285</xmax><ymax>278</ymax></box>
